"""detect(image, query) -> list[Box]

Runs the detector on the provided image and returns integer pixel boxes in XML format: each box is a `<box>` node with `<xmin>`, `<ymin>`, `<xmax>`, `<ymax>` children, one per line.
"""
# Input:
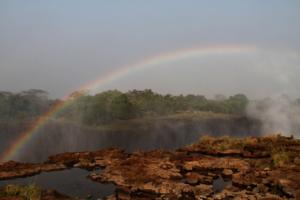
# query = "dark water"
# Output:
<box><xmin>2</xmin><ymin>117</ymin><xmax>261</xmax><ymax>163</ymax></box>
<box><xmin>0</xmin><ymin>169</ymin><xmax>230</xmax><ymax>199</ymax></box>
<box><xmin>213</xmin><ymin>176</ymin><xmax>232</xmax><ymax>193</ymax></box>
<box><xmin>0</xmin><ymin>168</ymin><xmax>115</xmax><ymax>199</ymax></box>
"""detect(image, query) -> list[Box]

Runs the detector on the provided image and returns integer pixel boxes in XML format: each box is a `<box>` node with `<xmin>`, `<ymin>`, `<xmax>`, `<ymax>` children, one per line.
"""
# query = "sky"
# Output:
<box><xmin>0</xmin><ymin>0</ymin><xmax>300</xmax><ymax>99</ymax></box>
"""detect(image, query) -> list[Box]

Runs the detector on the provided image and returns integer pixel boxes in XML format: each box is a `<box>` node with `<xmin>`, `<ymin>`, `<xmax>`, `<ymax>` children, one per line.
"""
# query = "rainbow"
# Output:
<box><xmin>0</xmin><ymin>44</ymin><xmax>257</xmax><ymax>162</ymax></box>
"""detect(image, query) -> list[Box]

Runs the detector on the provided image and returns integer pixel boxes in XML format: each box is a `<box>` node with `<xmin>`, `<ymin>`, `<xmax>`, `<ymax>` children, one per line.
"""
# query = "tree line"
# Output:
<box><xmin>57</xmin><ymin>89</ymin><xmax>249</xmax><ymax>125</ymax></box>
<box><xmin>8</xmin><ymin>89</ymin><xmax>298</xmax><ymax>126</ymax></box>
<box><xmin>0</xmin><ymin>89</ymin><xmax>54</xmax><ymax>120</ymax></box>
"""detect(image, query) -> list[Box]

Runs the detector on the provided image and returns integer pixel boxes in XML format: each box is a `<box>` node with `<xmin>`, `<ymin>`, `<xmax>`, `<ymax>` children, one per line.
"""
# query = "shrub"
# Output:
<box><xmin>272</xmin><ymin>151</ymin><xmax>290</xmax><ymax>167</ymax></box>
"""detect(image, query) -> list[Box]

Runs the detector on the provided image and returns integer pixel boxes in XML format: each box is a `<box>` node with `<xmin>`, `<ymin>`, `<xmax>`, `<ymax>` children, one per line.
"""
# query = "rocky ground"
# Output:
<box><xmin>0</xmin><ymin>135</ymin><xmax>300</xmax><ymax>200</ymax></box>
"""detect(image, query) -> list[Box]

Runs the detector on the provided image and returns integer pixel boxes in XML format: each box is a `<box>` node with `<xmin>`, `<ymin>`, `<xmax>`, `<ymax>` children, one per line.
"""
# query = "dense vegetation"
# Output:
<box><xmin>1</xmin><ymin>88</ymin><xmax>299</xmax><ymax>126</ymax></box>
<box><xmin>0</xmin><ymin>89</ymin><xmax>54</xmax><ymax>120</ymax></box>
<box><xmin>60</xmin><ymin>89</ymin><xmax>249</xmax><ymax>125</ymax></box>
<box><xmin>0</xmin><ymin>89</ymin><xmax>249</xmax><ymax>125</ymax></box>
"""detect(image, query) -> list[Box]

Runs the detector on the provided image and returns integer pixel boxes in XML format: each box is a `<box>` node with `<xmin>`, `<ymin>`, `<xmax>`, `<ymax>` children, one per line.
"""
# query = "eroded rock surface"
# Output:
<box><xmin>0</xmin><ymin>135</ymin><xmax>300</xmax><ymax>199</ymax></box>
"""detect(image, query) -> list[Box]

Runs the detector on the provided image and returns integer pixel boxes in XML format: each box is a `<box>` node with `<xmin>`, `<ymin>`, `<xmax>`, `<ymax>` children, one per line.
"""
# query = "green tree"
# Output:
<box><xmin>226</xmin><ymin>94</ymin><xmax>249</xmax><ymax>114</ymax></box>
<box><xmin>110</xmin><ymin>94</ymin><xmax>132</xmax><ymax>119</ymax></box>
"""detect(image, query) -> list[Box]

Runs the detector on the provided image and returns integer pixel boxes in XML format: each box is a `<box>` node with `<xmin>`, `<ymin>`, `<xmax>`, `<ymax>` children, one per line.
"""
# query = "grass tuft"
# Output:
<box><xmin>4</xmin><ymin>184</ymin><xmax>41</xmax><ymax>200</ymax></box>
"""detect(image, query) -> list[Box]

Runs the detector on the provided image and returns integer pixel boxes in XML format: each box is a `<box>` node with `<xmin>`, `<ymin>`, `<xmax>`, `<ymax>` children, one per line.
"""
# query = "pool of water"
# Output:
<box><xmin>213</xmin><ymin>176</ymin><xmax>232</xmax><ymax>193</ymax></box>
<box><xmin>0</xmin><ymin>168</ymin><xmax>115</xmax><ymax>199</ymax></box>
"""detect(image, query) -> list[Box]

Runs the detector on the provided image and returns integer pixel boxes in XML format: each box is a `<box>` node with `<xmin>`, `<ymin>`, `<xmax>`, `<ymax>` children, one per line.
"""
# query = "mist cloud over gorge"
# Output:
<box><xmin>247</xmin><ymin>96</ymin><xmax>300</xmax><ymax>137</ymax></box>
<box><xmin>242</xmin><ymin>50</ymin><xmax>300</xmax><ymax>137</ymax></box>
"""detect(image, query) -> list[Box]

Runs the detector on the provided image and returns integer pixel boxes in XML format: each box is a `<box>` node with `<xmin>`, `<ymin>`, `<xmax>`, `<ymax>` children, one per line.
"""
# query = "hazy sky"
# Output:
<box><xmin>1</xmin><ymin>0</ymin><xmax>300</xmax><ymax>98</ymax></box>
